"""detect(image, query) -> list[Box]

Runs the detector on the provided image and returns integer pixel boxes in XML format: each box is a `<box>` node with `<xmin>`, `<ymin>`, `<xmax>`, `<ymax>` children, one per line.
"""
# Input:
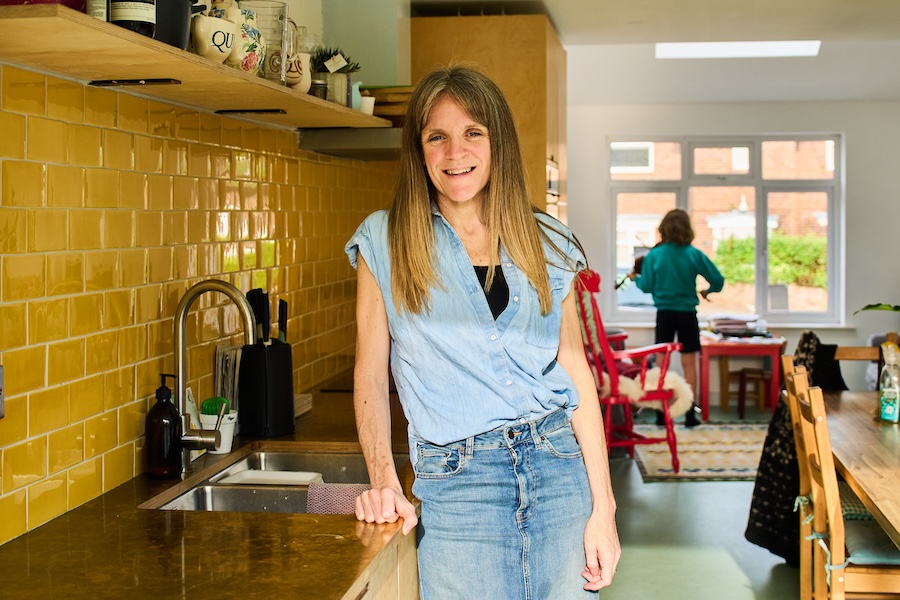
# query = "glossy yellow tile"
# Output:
<box><xmin>222</xmin><ymin>242</ymin><xmax>240</xmax><ymax>272</ymax></box>
<box><xmin>102</xmin><ymin>128</ymin><xmax>135</xmax><ymax>170</ymax></box>
<box><xmin>84</xmin><ymin>168</ymin><xmax>119</xmax><ymax>209</ymax></box>
<box><xmin>47</xmin><ymin>338</ymin><xmax>85</xmax><ymax>385</ymax></box>
<box><xmin>147</xmin><ymin>174</ymin><xmax>173</xmax><ymax>210</ymax></box>
<box><xmin>173</xmin><ymin>176</ymin><xmax>199</xmax><ymax>210</ymax></box>
<box><xmin>67</xmin><ymin>124</ymin><xmax>102</xmax><ymax>167</ymax></box>
<box><xmin>220</xmin><ymin>179</ymin><xmax>240</xmax><ymax>210</ymax></box>
<box><xmin>69</xmin><ymin>210</ymin><xmax>103</xmax><ymax>250</ymax></box>
<box><xmin>103</xmin><ymin>443</ymin><xmax>134</xmax><ymax>491</ymax></box>
<box><xmin>234</xmin><ymin>150</ymin><xmax>253</xmax><ymax>180</ymax></box>
<box><xmin>0</xmin><ymin>302</ymin><xmax>26</xmax><ymax>351</ymax></box>
<box><xmin>163</xmin><ymin>139</ymin><xmax>188</xmax><ymax>175</ymax></box>
<box><xmin>0</xmin><ymin>490</ymin><xmax>27</xmax><ymax>545</ymax></box>
<box><xmin>0</xmin><ymin>207</ymin><xmax>26</xmax><ymax>253</ymax></box>
<box><xmin>67</xmin><ymin>457</ymin><xmax>102</xmax><ymax>509</ymax></box>
<box><xmin>117</xmin><ymin>94</ymin><xmax>148</xmax><ymax>134</ymax></box>
<box><xmin>172</xmin><ymin>245</ymin><xmax>196</xmax><ymax>280</ymax></box>
<box><xmin>0</xmin><ymin>112</ymin><xmax>26</xmax><ymax>159</ymax></box>
<box><xmin>0</xmin><ymin>396</ymin><xmax>27</xmax><ymax>447</ymax></box>
<box><xmin>1</xmin><ymin>66</ymin><xmax>45</xmax><ymax>115</ymax></box>
<box><xmin>241</xmin><ymin>241</ymin><xmax>258</xmax><ymax>269</ymax></box>
<box><xmin>119</xmin><ymin>171</ymin><xmax>147</xmax><ymax>209</ymax></box>
<box><xmin>222</xmin><ymin>117</ymin><xmax>242</xmax><ymax>148</ymax></box>
<box><xmin>27</xmin><ymin>474</ymin><xmax>67</xmax><ymax>529</ymax></box>
<box><xmin>28</xmin><ymin>209</ymin><xmax>67</xmax><ymax>253</ymax></box>
<box><xmin>69</xmin><ymin>374</ymin><xmax>105</xmax><ymax>423</ymax></box>
<box><xmin>70</xmin><ymin>293</ymin><xmax>103</xmax><ymax>336</ymax></box>
<box><xmin>103</xmin><ymin>210</ymin><xmax>134</xmax><ymax>249</ymax></box>
<box><xmin>148</xmin><ymin>247</ymin><xmax>173</xmax><ymax>283</ymax></box>
<box><xmin>48</xmin><ymin>424</ymin><xmax>84</xmax><ymax>473</ymax></box>
<box><xmin>187</xmin><ymin>210</ymin><xmax>210</xmax><ymax>244</ymax></box>
<box><xmin>118</xmin><ymin>400</ymin><xmax>145</xmax><ymax>443</ymax></box>
<box><xmin>147</xmin><ymin>320</ymin><xmax>172</xmax><ymax>358</ymax></box>
<box><xmin>196</xmin><ymin>244</ymin><xmax>220</xmax><ymax>276</ymax></box>
<box><xmin>104</xmin><ymin>289</ymin><xmax>134</xmax><ymax>329</ymax></box>
<box><xmin>47</xmin><ymin>77</ymin><xmax>84</xmax><ymax>124</ymax></box>
<box><xmin>46</xmin><ymin>252</ymin><xmax>83</xmax><ymax>297</ymax></box>
<box><xmin>46</xmin><ymin>165</ymin><xmax>84</xmax><ymax>208</ymax></box>
<box><xmin>2</xmin><ymin>161</ymin><xmax>45</xmax><ymax>208</ymax></box>
<box><xmin>134</xmin><ymin>134</ymin><xmax>164</xmax><ymax>173</ymax></box>
<box><xmin>3</xmin><ymin>436</ymin><xmax>48</xmax><ymax>492</ymax></box>
<box><xmin>104</xmin><ymin>367</ymin><xmax>135</xmax><ymax>411</ymax></box>
<box><xmin>83</xmin><ymin>412</ymin><xmax>117</xmax><ymax>460</ymax></box>
<box><xmin>28</xmin><ymin>298</ymin><xmax>67</xmax><ymax>344</ymax></box>
<box><xmin>210</xmin><ymin>147</ymin><xmax>231</xmax><ymax>179</ymax></box>
<box><xmin>84</xmin><ymin>250</ymin><xmax>118</xmax><ymax>291</ymax></box>
<box><xmin>148</xmin><ymin>100</ymin><xmax>176</xmax><ymax>137</ymax></box>
<box><xmin>199</xmin><ymin>112</ymin><xmax>221</xmax><ymax>145</ymax></box>
<box><xmin>135</xmin><ymin>211</ymin><xmax>162</xmax><ymax>247</ymax></box>
<box><xmin>86</xmin><ymin>331</ymin><xmax>118</xmax><ymax>376</ymax></box>
<box><xmin>2</xmin><ymin>254</ymin><xmax>45</xmax><ymax>302</ymax></box>
<box><xmin>26</xmin><ymin>117</ymin><xmax>68</xmax><ymax>164</ymax></box>
<box><xmin>29</xmin><ymin>385</ymin><xmax>70</xmax><ymax>435</ymax></box>
<box><xmin>84</xmin><ymin>85</ymin><xmax>117</xmax><ymax>128</ymax></box>
<box><xmin>118</xmin><ymin>249</ymin><xmax>147</xmax><ymax>286</ymax></box>
<box><xmin>175</xmin><ymin>108</ymin><xmax>200</xmax><ymax>142</ymax></box>
<box><xmin>188</xmin><ymin>144</ymin><xmax>210</xmax><ymax>178</ymax></box>
<box><xmin>118</xmin><ymin>324</ymin><xmax>147</xmax><ymax>365</ymax></box>
<box><xmin>162</xmin><ymin>211</ymin><xmax>187</xmax><ymax>245</ymax></box>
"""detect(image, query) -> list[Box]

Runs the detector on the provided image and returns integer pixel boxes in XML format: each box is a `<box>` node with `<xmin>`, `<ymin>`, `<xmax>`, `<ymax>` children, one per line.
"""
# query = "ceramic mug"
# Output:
<box><xmin>190</xmin><ymin>14</ymin><xmax>236</xmax><ymax>64</ymax></box>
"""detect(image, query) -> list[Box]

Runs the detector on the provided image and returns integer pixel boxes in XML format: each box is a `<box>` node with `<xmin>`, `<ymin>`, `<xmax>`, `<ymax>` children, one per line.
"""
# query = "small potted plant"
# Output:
<box><xmin>310</xmin><ymin>46</ymin><xmax>360</xmax><ymax>106</ymax></box>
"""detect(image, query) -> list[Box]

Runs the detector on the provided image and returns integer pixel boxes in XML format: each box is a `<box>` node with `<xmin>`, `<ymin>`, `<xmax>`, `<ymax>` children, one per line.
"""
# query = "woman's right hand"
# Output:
<box><xmin>355</xmin><ymin>487</ymin><xmax>418</xmax><ymax>535</ymax></box>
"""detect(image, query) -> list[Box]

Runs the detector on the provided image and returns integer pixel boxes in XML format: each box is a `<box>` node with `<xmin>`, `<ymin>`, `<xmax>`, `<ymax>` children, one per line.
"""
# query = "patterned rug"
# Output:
<box><xmin>631</xmin><ymin>422</ymin><xmax>768</xmax><ymax>482</ymax></box>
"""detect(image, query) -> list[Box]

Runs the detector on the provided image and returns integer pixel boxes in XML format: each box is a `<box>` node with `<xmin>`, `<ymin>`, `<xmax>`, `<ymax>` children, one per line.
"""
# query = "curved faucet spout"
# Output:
<box><xmin>173</xmin><ymin>279</ymin><xmax>257</xmax><ymax>472</ymax></box>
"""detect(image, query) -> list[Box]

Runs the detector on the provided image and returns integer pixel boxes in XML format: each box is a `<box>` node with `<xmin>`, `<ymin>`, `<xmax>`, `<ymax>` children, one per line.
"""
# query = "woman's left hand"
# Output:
<box><xmin>581</xmin><ymin>509</ymin><xmax>621</xmax><ymax>591</ymax></box>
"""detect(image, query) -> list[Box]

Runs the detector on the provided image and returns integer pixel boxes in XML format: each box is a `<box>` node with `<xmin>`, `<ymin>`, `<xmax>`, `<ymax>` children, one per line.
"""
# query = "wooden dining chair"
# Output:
<box><xmin>575</xmin><ymin>270</ymin><xmax>682</xmax><ymax>473</ymax></box>
<box><xmin>792</xmin><ymin>372</ymin><xmax>900</xmax><ymax>599</ymax></box>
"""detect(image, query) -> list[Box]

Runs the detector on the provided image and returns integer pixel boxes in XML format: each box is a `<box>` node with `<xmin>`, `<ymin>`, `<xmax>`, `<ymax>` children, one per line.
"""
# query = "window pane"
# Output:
<box><xmin>693</xmin><ymin>187</ymin><xmax>757</xmax><ymax>317</ymax></box>
<box><xmin>610</xmin><ymin>141</ymin><xmax>682</xmax><ymax>181</ymax></box>
<box><xmin>767</xmin><ymin>191</ymin><xmax>829</xmax><ymax>312</ymax></box>
<box><xmin>762</xmin><ymin>140</ymin><xmax>835</xmax><ymax>180</ymax></box>
<box><xmin>614</xmin><ymin>192</ymin><xmax>676</xmax><ymax>309</ymax></box>
<box><xmin>693</xmin><ymin>146</ymin><xmax>751</xmax><ymax>176</ymax></box>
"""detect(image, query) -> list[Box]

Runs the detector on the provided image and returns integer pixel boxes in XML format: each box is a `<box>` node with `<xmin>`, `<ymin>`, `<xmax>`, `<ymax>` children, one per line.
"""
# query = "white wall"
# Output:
<box><xmin>566</xmin><ymin>99</ymin><xmax>900</xmax><ymax>387</ymax></box>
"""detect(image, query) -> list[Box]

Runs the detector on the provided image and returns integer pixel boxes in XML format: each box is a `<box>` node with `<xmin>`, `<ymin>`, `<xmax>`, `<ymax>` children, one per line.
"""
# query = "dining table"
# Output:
<box><xmin>824</xmin><ymin>389</ymin><xmax>900</xmax><ymax>549</ymax></box>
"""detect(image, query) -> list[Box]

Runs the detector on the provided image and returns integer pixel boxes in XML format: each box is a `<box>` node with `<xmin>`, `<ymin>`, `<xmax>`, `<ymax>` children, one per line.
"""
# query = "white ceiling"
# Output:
<box><xmin>411</xmin><ymin>0</ymin><xmax>900</xmax><ymax>103</ymax></box>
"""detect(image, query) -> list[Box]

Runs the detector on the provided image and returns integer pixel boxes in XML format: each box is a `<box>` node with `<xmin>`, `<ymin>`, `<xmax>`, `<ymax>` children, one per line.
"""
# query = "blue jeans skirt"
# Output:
<box><xmin>412</xmin><ymin>407</ymin><xmax>595</xmax><ymax>599</ymax></box>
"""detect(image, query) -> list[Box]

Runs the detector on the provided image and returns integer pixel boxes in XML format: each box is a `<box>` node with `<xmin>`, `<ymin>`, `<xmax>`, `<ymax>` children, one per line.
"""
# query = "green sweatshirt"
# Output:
<box><xmin>633</xmin><ymin>242</ymin><xmax>725</xmax><ymax>312</ymax></box>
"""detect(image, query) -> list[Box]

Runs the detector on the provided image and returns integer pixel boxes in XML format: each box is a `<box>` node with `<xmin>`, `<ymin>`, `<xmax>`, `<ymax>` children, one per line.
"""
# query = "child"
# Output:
<box><xmin>629</xmin><ymin>208</ymin><xmax>725</xmax><ymax>427</ymax></box>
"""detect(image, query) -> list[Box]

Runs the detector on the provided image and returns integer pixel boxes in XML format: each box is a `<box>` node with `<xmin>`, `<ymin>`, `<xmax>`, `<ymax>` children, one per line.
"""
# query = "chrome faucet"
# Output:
<box><xmin>173</xmin><ymin>279</ymin><xmax>257</xmax><ymax>473</ymax></box>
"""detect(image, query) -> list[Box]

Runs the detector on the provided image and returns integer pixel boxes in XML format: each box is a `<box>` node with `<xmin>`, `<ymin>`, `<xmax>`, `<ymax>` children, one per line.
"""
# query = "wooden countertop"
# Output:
<box><xmin>0</xmin><ymin>377</ymin><xmax>414</xmax><ymax>599</ymax></box>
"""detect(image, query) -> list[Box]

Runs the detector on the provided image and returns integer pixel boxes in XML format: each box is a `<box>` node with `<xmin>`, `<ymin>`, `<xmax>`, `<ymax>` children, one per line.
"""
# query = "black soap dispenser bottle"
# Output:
<box><xmin>145</xmin><ymin>373</ymin><xmax>183</xmax><ymax>478</ymax></box>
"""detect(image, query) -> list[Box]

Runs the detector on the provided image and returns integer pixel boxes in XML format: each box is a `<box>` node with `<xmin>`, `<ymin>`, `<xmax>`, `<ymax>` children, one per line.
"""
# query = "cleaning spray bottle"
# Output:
<box><xmin>145</xmin><ymin>373</ymin><xmax>183</xmax><ymax>478</ymax></box>
<box><xmin>879</xmin><ymin>341</ymin><xmax>900</xmax><ymax>423</ymax></box>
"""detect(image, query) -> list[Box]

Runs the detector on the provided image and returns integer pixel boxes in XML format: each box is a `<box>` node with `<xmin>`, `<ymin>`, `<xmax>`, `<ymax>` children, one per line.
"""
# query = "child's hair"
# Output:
<box><xmin>658</xmin><ymin>209</ymin><xmax>695</xmax><ymax>245</ymax></box>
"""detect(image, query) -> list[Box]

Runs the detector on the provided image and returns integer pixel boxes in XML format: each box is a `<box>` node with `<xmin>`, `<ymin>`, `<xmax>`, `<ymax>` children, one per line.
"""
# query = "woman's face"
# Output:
<box><xmin>421</xmin><ymin>95</ymin><xmax>492</xmax><ymax>210</ymax></box>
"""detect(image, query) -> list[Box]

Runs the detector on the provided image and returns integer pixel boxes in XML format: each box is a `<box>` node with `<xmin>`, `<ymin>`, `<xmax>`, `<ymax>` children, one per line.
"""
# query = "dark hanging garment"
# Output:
<box><xmin>744</xmin><ymin>330</ymin><xmax>847</xmax><ymax>566</ymax></box>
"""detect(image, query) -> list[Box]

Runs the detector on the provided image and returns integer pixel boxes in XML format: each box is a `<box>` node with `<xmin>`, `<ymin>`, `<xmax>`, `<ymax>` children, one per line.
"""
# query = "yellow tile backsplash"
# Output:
<box><xmin>0</xmin><ymin>72</ymin><xmax>394</xmax><ymax>546</ymax></box>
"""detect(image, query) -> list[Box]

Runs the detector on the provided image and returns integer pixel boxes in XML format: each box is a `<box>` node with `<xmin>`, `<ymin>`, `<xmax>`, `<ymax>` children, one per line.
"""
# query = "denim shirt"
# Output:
<box><xmin>345</xmin><ymin>209</ymin><xmax>585</xmax><ymax>448</ymax></box>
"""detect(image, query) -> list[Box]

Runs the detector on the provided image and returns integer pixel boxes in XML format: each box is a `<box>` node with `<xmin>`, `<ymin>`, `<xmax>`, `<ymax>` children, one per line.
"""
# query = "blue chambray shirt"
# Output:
<box><xmin>345</xmin><ymin>209</ymin><xmax>585</xmax><ymax>449</ymax></box>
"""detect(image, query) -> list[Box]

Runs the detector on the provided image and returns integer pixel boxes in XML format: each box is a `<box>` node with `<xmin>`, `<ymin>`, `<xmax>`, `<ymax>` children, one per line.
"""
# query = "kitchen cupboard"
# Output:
<box><xmin>411</xmin><ymin>14</ymin><xmax>566</xmax><ymax>213</ymax></box>
<box><xmin>0</xmin><ymin>4</ymin><xmax>392</xmax><ymax>131</ymax></box>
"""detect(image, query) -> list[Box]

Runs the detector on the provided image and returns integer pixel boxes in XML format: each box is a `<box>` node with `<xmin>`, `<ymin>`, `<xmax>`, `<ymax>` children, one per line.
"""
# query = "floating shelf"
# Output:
<box><xmin>0</xmin><ymin>4</ymin><xmax>392</xmax><ymax>131</ymax></box>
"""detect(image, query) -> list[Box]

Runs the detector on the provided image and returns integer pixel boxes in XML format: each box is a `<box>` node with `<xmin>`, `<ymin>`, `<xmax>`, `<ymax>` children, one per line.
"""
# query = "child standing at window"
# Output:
<box><xmin>628</xmin><ymin>208</ymin><xmax>725</xmax><ymax>427</ymax></box>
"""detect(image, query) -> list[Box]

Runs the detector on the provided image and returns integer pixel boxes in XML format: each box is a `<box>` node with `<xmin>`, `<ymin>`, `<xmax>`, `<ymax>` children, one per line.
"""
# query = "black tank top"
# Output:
<box><xmin>473</xmin><ymin>265</ymin><xmax>509</xmax><ymax>320</ymax></box>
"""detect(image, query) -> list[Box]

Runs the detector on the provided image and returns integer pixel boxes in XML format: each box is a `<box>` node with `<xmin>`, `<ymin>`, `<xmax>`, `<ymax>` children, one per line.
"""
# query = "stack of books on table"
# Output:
<box><xmin>708</xmin><ymin>314</ymin><xmax>767</xmax><ymax>337</ymax></box>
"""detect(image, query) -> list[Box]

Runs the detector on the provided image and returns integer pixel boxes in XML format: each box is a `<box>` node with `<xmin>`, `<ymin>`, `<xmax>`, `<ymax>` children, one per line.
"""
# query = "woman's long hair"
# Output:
<box><xmin>388</xmin><ymin>64</ymin><xmax>576</xmax><ymax>315</ymax></box>
<box><xmin>658</xmin><ymin>208</ymin><xmax>695</xmax><ymax>246</ymax></box>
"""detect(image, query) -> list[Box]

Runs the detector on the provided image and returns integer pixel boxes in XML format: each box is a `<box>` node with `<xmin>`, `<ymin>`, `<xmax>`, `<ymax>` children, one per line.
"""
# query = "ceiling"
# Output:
<box><xmin>410</xmin><ymin>0</ymin><xmax>900</xmax><ymax>103</ymax></box>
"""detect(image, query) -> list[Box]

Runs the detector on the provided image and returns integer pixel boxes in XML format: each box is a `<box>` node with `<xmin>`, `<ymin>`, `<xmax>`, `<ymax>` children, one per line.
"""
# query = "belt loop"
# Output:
<box><xmin>465</xmin><ymin>436</ymin><xmax>474</xmax><ymax>458</ymax></box>
<box><xmin>530</xmin><ymin>419</ymin><xmax>542</xmax><ymax>449</ymax></box>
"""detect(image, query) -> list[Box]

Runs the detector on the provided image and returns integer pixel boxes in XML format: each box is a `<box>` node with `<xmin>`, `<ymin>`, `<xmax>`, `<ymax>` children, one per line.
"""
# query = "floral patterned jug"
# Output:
<box><xmin>223</xmin><ymin>4</ymin><xmax>266</xmax><ymax>76</ymax></box>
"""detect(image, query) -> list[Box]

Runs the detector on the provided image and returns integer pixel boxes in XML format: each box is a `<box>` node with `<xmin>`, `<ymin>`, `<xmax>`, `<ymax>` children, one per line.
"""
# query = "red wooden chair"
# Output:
<box><xmin>575</xmin><ymin>270</ymin><xmax>681</xmax><ymax>473</ymax></box>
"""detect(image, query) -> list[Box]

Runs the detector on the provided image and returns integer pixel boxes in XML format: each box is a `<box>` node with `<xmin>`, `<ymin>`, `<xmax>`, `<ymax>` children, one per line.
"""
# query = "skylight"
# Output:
<box><xmin>655</xmin><ymin>41</ymin><xmax>821</xmax><ymax>59</ymax></box>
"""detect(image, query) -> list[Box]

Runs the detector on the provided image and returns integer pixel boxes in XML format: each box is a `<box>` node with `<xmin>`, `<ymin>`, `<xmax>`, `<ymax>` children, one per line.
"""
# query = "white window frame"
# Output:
<box><xmin>608</xmin><ymin>134</ymin><xmax>844</xmax><ymax>326</ymax></box>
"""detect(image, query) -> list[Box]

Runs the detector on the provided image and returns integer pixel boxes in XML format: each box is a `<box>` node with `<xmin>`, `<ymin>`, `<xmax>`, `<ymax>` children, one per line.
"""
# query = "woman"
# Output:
<box><xmin>345</xmin><ymin>64</ymin><xmax>620</xmax><ymax>599</ymax></box>
<box><xmin>629</xmin><ymin>208</ymin><xmax>725</xmax><ymax>426</ymax></box>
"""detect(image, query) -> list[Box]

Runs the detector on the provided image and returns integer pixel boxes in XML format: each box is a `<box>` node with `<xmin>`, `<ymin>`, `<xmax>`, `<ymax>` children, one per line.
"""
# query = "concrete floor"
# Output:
<box><xmin>602</xmin><ymin>405</ymin><xmax>799</xmax><ymax>599</ymax></box>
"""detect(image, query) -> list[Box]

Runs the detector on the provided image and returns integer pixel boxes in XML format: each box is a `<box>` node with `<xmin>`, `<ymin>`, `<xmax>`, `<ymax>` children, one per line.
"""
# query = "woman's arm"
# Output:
<box><xmin>556</xmin><ymin>285</ymin><xmax>621</xmax><ymax>591</ymax></box>
<box><xmin>353</xmin><ymin>255</ymin><xmax>418</xmax><ymax>535</ymax></box>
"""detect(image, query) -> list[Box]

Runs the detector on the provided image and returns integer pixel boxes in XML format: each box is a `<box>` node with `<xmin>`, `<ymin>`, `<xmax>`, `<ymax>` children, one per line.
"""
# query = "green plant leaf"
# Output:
<box><xmin>853</xmin><ymin>303</ymin><xmax>900</xmax><ymax>315</ymax></box>
<box><xmin>200</xmin><ymin>396</ymin><xmax>230</xmax><ymax>415</ymax></box>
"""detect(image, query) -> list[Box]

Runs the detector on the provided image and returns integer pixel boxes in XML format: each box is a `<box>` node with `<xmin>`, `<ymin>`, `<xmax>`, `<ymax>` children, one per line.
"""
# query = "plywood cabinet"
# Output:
<box><xmin>411</xmin><ymin>14</ymin><xmax>566</xmax><ymax>213</ymax></box>
<box><xmin>340</xmin><ymin>524</ymin><xmax>419</xmax><ymax>600</ymax></box>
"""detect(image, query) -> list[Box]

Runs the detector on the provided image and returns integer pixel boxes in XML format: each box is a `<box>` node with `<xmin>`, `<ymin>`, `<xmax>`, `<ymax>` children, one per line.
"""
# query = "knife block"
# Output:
<box><xmin>237</xmin><ymin>340</ymin><xmax>296</xmax><ymax>438</ymax></box>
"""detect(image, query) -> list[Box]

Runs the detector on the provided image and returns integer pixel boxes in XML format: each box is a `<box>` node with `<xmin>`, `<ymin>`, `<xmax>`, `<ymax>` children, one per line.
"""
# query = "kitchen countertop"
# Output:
<box><xmin>0</xmin><ymin>376</ymin><xmax>415</xmax><ymax>599</ymax></box>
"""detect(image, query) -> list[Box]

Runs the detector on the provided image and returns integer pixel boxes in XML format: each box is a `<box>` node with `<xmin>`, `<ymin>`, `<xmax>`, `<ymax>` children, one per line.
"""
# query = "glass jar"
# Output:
<box><xmin>309</xmin><ymin>78</ymin><xmax>328</xmax><ymax>99</ymax></box>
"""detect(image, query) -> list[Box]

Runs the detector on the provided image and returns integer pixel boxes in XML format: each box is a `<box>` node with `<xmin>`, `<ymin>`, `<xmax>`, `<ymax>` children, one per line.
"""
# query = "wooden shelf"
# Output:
<box><xmin>0</xmin><ymin>4</ymin><xmax>392</xmax><ymax>131</ymax></box>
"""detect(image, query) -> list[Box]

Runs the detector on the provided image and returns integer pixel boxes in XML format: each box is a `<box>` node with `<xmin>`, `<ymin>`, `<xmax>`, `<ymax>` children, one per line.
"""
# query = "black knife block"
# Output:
<box><xmin>237</xmin><ymin>340</ymin><xmax>295</xmax><ymax>438</ymax></box>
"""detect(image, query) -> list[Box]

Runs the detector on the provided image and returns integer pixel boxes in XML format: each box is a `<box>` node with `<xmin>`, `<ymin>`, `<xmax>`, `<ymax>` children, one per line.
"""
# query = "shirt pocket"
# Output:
<box><xmin>541</xmin><ymin>422</ymin><xmax>583</xmax><ymax>459</ymax></box>
<box><xmin>413</xmin><ymin>442</ymin><xmax>465</xmax><ymax>479</ymax></box>
<box><xmin>524</xmin><ymin>276</ymin><xmax>566</xmax><ymax>349</ymax></box>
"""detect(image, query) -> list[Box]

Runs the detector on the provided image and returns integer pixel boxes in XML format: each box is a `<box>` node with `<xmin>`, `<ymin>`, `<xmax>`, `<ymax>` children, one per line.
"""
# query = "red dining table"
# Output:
<box><xmin>699</xmin><ymin>336</ymin><xmax>787</xmax><ymax>421</ymax></box>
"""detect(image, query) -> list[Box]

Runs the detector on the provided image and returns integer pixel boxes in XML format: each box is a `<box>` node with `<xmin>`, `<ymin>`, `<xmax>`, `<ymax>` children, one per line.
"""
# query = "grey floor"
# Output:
<box><xmin>602</xmin><ymin>403</ymin><xmax>799</xmax><ymax>599</ymax></box>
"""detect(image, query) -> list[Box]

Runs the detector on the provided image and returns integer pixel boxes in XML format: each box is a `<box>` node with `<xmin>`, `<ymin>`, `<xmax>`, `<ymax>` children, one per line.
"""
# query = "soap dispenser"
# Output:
<box><xmin>145</xmin><ymin>373</ymin><xmax>183</xmax><ymax>478</ymax></box>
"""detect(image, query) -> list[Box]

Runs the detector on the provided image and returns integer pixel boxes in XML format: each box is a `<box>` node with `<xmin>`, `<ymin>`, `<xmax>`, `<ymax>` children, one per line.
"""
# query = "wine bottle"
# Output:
<box><xmin>86</xmin><ymin>0</ymin><xmax>110</xmax><ymax>21</ymax></box>
<box><xmin>110</xmin><ymin>0</ymin><xmax>156</xmax><ymax>38</ymax></box>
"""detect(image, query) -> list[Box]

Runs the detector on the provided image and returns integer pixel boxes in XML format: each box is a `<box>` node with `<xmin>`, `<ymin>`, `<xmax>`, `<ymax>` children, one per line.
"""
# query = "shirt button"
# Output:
<box><xmin>490</xmin><ymin>334</ymin><xmax>497</xmax><ymax>341</ymax></box>
<box><xmin>513</xmin><ymin>296</ymin><xmax>519</xmax><ymax>303</ymax></box>
<box><xmin>505</xmin><ymin>380</ymin><xmax>512</xmax><ymax>386</ymax></box>
<box><xmin>519</xmin><ymin>417</ymin><xmax>527</xmax><ymax>424</ymax></box>
<box><xmin>506</xmin><ymin>262</ymin><xmax>512</xmax><ymax>267</ymax></box>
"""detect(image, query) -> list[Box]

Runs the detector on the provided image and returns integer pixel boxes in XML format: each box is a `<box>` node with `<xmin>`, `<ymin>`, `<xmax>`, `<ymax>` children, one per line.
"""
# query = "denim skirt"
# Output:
<box><xmin>412</xmin><ymin>407</ymin><xmax>595</xmax><ymax>599</ymax></box>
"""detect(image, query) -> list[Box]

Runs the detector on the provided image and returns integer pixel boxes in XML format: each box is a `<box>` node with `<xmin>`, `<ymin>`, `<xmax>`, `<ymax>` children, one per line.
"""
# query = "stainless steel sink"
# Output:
<box><xmin>155</xmin><ymin>451</ymin><xmax>409</xmax><ymax>514</ymax></box>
